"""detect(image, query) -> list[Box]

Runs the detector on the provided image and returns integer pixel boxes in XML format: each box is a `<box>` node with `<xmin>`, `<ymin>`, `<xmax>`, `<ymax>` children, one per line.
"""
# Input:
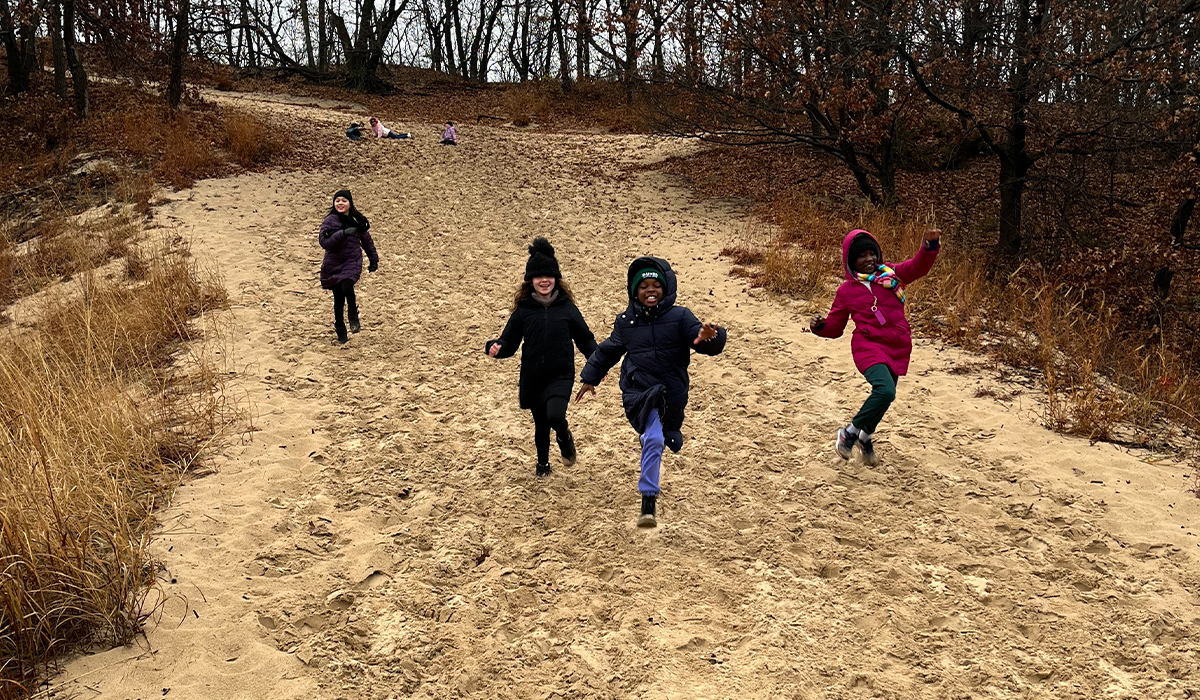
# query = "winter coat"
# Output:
<box><xmin>319</xmin><ymin>212</ymin><xmax>379</xmax><ymax>290</ymax></box>
<box><xmin>442</xmin><ymin>125</ymin><xmax>458</xmax><ymax>143</ymax></box>
<box><xmin>812</xmin><ymin>229</ymin><xmax>938</xmax><ymax>376</ymax></box>
<box><xmin>580</xmin><ymin>256</ymin><xmax>727</xmax><ymax>434</ymax></box>
<box><xmin>486</xmin><ymin>293</ymin><xmax>598</xmax><ymax>409</ymax></box>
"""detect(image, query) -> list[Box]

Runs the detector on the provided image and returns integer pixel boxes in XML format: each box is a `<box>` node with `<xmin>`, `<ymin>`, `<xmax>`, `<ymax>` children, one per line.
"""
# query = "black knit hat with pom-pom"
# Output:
<box><xmin>524</xmin><ymin>238</ymin><xmax>561</xmax><ymax>280</ymax></box>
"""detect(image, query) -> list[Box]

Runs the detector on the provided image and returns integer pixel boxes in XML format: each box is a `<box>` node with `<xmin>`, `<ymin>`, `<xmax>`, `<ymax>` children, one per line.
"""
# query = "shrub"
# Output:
<box><xmin>223</xmin><ymin>112</ymin><xmax>288</xmax><ymax>167</ymax></box>
<box><xmin>0</xmin><ymin>227</ymin><xmax>230</xmax><ymax>695</ymax></box>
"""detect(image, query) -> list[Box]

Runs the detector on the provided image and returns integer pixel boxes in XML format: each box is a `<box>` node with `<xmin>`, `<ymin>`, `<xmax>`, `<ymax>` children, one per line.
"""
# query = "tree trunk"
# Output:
<box><xmin>996</xmin><ymin>0</ymin><xmax>1044</xmax><ymax>256</ymax></box>
<box><xmin>1170</xmin><ymin>197</ymin><xmax>1196</xmax><ymax>246</ymax></box>
<box><xmin>62</xmin><ymin>0</ymin><xmax>88</xmax><ymax>117</ymax></box>
<box><xmin>50</xmin><ymin>0</ymin><xmax>68</xmax><ymax>98</ymax></box>
<box><xmin>167</xmin><ymin>0</ymin><xmax>190</xmax><ymax>109</ymax></box>
<box><xmin>997</xmin><ymin>153</ymin><xmax>1028</xmax><ymax>255</ymax></box>
<box><xmin>317</xmin><ymin>0</ymin><xmax>328</xmax><ymax>69</ymax></box>
<box><xmin>300</xmin><ymin>0</ymin><xmax>315</xmax><ymax>67</ymax></box>
<box><xmin>573</xmin><ymin>0</ymin><xmax>589</xmax><ymax>78</ymax></box>
<box><xmin>551</xmin><ymin>0</ymin><xmax>571</xmax><ymax>89</ymax></box>
<box><xmin>0</xmin><ymin>0</ymin><xmax>37</xmax><ymax>94</ymax></box>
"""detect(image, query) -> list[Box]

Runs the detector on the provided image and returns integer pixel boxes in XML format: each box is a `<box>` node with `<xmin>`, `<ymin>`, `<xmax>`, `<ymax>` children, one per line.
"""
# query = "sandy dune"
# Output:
<box><xmin>56</xmin><ymin>95</ymin><xmax>1200</xmax><ymax>700</ymax></box>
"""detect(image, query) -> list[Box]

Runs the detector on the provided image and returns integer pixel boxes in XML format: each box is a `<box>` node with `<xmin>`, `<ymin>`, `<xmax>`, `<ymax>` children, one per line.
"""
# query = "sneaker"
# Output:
<box><xmin>858</xmin><ymin>437</ymin><xmax>879</xmax><ymax>466</ymax></box>
<box><xmin>637</xmin><ymin>495</ymin><xmax>657</xmax><ymax>528</ymax></box>
<box><xmin>536</xmin><ymin>462</ymin><xmax>552</xmax><ymax>478</ymax></box>
<box><xmin>836</xmin><ymin>428</ymin><xmax>857</xmax><ymax>459</ymax></box>
<box><xmin>557</xmin><ymin>430</ymin><xmax>576</xmax><ymax>466</ymax></box>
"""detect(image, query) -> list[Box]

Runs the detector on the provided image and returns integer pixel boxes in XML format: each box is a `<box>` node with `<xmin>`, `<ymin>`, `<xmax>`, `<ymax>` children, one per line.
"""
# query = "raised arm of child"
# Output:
<box><xmin>893</xmin><ymin>228</ymin><xmax>941</xmax><ymax>284</ymax></box>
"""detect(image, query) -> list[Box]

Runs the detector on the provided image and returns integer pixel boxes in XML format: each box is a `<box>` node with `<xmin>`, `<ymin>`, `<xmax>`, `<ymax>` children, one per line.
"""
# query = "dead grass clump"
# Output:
<box><xmin>223</xmin><ymin>112</ymin><xmax>289</xmax><ymax>167</ymax></box>
<box><xmin>504</xmin><ymin>81</ymin><xmax>555</xmax><ymax>127</ymax></box>
<box><xmin>0</xmin><ymin>227</ymin><xmax>230</xmax><ymax>695</ymax></box>
<box><xmin>719</xmin><ymin>245</ymin><xmax>765</xmax><ymax>266</ymax></box>
<box><xmin>157</xmin><ymin>114</ymin><xmax>221</xmax><ymax>189</ymax></box>
<box><xmin>1</xmin><ymin>213</ymin><xmax>139</xmax><ymax>302</ymax></box>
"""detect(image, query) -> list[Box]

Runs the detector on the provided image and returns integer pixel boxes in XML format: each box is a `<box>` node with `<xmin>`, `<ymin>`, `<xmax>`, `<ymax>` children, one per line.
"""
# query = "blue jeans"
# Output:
<box><xmin>639</xmin><ymin>410</ymin><xmax>664</xmax><ymax>496</ymax></box>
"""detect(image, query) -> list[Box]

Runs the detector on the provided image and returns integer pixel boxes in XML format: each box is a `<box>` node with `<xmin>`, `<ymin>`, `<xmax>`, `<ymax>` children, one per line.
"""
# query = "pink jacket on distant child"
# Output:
<box><xmin>369</xmin><ymin>117</ymin><xmax>388</xmax><ymax>137</ymax></box>
<box><xmin>442</xmin><ymin>124</ymin><xmax>457</xmax><ymax>143</ymax></box>
<box><xmin>812</xmin><ymin>229</ymin><xmax>938</xmax><ymax>376</ymax></box>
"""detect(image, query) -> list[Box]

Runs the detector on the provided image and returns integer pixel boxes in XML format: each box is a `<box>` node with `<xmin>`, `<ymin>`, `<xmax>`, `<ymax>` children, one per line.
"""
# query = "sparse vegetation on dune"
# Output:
<box><xmin>1</xmin><ymin>83</ymin><xmax>290</xmax><ymax>217</ymax></box>
<box><xmin>0</xmin><ymin>222</ymin><xmax>231</xmax><ymax>697</ymax></box>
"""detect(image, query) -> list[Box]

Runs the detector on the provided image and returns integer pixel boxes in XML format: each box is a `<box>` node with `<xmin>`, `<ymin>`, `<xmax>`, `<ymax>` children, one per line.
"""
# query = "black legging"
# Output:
<box><xmin>530</xmin><ymin>397</ymin><xmax>570</xmax><ymax>464</ymax></box>
<box><xmin>332</xmin><ymin>279</ymin><xmax>357</xmax><ymax>328</ymax></box>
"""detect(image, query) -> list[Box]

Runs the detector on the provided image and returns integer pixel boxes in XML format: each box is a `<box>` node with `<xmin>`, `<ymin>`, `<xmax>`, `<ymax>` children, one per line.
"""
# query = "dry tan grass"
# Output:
<box><xmin>724</xmin><ymin>196</ymin><xmax>1199</xmax><ymax>444</ymax></box>
<box><xmin>156</xmin><ymin>114</ymin><xmax>222</xmax><ymax>190</ymax></box>
<box><xmin>223</xmin><ymin>112</ymin><xmax>289</xmax><ymax>167</ymax></box>
<box><xmin>0</xmin><ymin>224</ymin><xmax>231</xmax><ymax>696</ymax></box>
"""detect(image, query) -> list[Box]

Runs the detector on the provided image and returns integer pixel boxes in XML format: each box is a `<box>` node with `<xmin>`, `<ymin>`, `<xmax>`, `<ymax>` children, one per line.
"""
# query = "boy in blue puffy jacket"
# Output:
<box><xmin>576</xmin><ymin>256</ymin><xmax>726</xmax><ymax>527</ymax></box>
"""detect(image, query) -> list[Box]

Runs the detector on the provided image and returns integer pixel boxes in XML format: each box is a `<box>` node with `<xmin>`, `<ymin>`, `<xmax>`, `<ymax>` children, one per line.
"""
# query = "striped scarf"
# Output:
<box><xmin>855</xmin><ymin>264</ymin><xmax>905</xmax><ymax>304</ymax></box>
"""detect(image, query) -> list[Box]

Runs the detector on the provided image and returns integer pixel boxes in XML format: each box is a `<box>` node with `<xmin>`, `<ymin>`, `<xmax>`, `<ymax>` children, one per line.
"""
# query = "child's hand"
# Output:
<box><xmin>809</xmin><ymin>314</ymin><xmax>825</xmax><ymax>333</ymax></box>
<box><xmin>694</xmin><ymin>323</ymin><xmax>720</xmax><ymax>345</ymax></box>
<box><xmin>488</xmin><ymin>342</ymin><xmax>501</xmax><ymax>358</ymax></box>
<box><xmin>925</xmin><ymin>228</ymin><xmax>941</xmax><ymax>242</ymax></box>
<box><xmin>574</xmin><ymin>383</ymin><xmax>596</xmax><ymax>403</ymax></box>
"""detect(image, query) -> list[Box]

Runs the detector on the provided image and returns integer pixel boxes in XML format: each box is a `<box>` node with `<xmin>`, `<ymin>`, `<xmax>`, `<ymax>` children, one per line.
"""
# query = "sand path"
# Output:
<box><xmin>57</xmin><ymin>95</ymin><xmax>1200</xmax><ymax>699</ymax></box>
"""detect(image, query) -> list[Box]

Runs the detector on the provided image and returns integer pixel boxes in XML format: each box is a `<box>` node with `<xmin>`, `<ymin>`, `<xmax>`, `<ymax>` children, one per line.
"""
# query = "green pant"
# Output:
<box><xmin>852</xmin><ymin>363</ymin><xmax>898</xmax><ymax>435</ymax></box>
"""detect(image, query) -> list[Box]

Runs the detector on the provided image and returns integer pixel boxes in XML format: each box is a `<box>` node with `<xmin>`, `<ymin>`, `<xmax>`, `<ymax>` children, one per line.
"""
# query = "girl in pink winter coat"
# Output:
<box><xmin>810</xmin><ymin>228</ymin><xmax>940</xmax><ymax>465</ymax></box>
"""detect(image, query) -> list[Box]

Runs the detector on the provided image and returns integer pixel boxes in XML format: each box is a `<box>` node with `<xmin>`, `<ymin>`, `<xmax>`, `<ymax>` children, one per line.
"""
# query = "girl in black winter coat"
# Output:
<box><xmin>576</xmin><ymin>256</ymin><xmax>726</xmax><ymax>527</ymax></box>
<box><xmin>320</xmin><ymin>189</ymin><xmax>379</xmax><ymax>343</ymax></box>
<box><xmin>487</xmin><ymin>239</ymin><xmax>598</xmax><ymax>477</ymax></box>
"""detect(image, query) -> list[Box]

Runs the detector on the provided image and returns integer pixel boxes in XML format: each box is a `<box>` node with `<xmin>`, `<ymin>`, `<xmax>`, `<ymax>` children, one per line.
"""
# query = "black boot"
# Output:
<box><xmin>638</xmin><ymin>495</ymin><xmax>657</xmax><ymax>528</ymax></box>
<box><xmin>536</xmin><ymin>462</ymin><xmax>552</xmax><ymax>478</ymax></box>
<box><xmin>334</xmin><ymin>322</ymin><xmax>349</xmax><ymax>344</ymax></box>
<box><xmin>348</xmin><ymin>313</ymin><xmax>361</xmax><ymax>334</ymax></box>
<box><xmin>556</xmin><ymin>429</ymin><xmax>576</xmax><ymax>466</ymax></box>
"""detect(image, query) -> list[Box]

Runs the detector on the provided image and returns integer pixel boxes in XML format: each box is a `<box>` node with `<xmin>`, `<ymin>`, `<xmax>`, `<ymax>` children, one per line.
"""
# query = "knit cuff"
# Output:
<box><xmin>925</xmin><ymin>238</ymin><xmax>940</xmax><ymax>251</ymax></box>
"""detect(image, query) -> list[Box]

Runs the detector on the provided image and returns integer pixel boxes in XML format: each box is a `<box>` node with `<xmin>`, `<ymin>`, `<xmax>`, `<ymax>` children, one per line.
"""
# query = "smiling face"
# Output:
<box><xmin>334</xmin><ymin>196</ymin><xmax>350</xmax><ymax>214</ymax></box>
<box><xmin>637</xmin><ymin>278</ymin><xmax>664</xmax><ymax>307</ymax></box>
<box><xmin>854</xmin><ymin>247</ymin><xmax>879</xmax><ymax>274</ymax></box>
<box><xmin>532</xmin><ymin>275</ymin><xmax>556</xmax><ymax>295</ymax></box>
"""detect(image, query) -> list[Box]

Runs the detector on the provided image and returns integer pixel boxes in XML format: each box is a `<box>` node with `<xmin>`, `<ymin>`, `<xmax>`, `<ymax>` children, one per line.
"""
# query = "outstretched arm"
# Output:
<box><xmin>485</xmin><ymin>311</ymin><xmax>524</xmax><ymax>359</ymax></box>
<box><xmin>578</xmin><ymin>323</ymin><xmax>626</xmax><ymax>395</ymax></box>
<box><xmin>811</xmin><ymin>287</ymin><xmax>850</xmax><ymax>338</ymax></box>
<box><xmin>893</xmin><ymin>229</ymin><xmax>941</xmax><ymax>284</ymax></box>
<box><xmin>683</xmin><ymin>309</ymin><xmax>727</xmax><ymax>355</ymax></box>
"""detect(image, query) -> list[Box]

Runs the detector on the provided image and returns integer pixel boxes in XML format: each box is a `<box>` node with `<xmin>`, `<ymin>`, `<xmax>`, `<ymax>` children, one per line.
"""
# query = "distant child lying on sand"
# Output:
<box><xmin>810</xmin><ymin>228</ymin><xmax>940</xmax><ymax>466</ymax></box>
<box><xmin>369</xmin><ymin>117</ymin><xmax>411</xmax><ymax>139</ymax></box>
<box><xmin>576</xmin><ymin>257</ymin><xmax>726</xmax><ymax>528</ymax></box>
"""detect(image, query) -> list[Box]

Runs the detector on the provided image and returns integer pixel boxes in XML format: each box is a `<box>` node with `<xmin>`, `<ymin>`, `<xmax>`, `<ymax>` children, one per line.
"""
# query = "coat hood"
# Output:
<box><xmin>842</xmin><ymin>229</ymin><xmax>882</xmax><ymax>281</ymax></box>
<box><xmin>626</xmin><ymin>256</ymin><xmax>677</xmax><ymax>316</ymax></box>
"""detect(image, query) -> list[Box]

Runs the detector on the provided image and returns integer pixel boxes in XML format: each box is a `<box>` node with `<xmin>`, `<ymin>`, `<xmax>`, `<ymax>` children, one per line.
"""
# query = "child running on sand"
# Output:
<box><xmin>487</xmin><ymin>239</ymin><xmax>598</xmax><ymax>477</ymax></box>
<box><xmin>319</xmin><ymin>190</ymin><xmax>379</xmax><ymax>344</ymax></box>
<box><xmin>576</xmin><ymin>257</ymin><xmax>726</xmax><ymax>527</ymax></box>
<box><xmin>810</xmin><ymin>228</ymin><xmax>940</xmax><ymax>465</ymax></box>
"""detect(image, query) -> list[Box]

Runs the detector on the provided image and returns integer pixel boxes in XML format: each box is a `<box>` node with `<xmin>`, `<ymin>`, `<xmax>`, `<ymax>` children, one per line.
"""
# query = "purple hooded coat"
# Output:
<box><xmin>812</xmin><ymin>229</ymin><xmax>938</xmax><ymax>376</ymax></box>
<box><xmin>319</xmin><ymin>212</ymin><xmax>379</xmax><ymax>289</ymax></box>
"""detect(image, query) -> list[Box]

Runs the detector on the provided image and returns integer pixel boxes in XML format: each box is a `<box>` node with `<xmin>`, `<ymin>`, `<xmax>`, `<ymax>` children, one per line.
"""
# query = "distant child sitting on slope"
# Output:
<box><xmin>576</xmin><ymin>257</ymin><xmax>726</xmax><ymax>527</ymax></box>
<box><xmin>810</xmin><ymin>228</ymin><xmax>940</xmax><ymax>465</ymax></box>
